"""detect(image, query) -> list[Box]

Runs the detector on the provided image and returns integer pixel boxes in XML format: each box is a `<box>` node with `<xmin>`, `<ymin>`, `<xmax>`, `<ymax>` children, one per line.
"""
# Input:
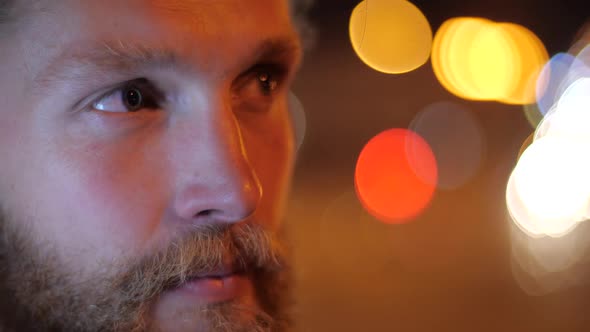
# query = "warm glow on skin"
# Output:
<box><xmin>0</xmin><ymin>0</ymin><xmax>302</xmax><ymax>331</ymax></box>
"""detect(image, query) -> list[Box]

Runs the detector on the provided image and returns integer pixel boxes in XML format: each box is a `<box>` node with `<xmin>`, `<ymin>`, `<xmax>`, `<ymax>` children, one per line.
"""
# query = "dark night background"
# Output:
<box><xmin>286</xmin><ymin>1</ymin><xmax>590</xmax><ymax>331</ymax></box>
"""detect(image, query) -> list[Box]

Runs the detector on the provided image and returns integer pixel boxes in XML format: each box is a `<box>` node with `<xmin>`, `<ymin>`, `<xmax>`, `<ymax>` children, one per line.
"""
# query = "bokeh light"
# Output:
<box><xmin>498</xmin><ymin>23</ymin><xmax>549</xmax><ymax>105</ymax></box>
<box><xmin>535</xmin><ymin>53</ymin><xmax>577</xmax><ymax>117</ymax></box>
<box><xmin>511</xmin><ymin>241</ymin><xmax>578</xmax><ymax>296</ymax></box>
<box><xmin>507</xmin><ymin>137</ymin><xmax>590</xmax><ymax>238</ymax></box>
<box><xmin>510</xmin><ymin>215</ymin><xmax>589</xmax><ymax>296</ymax></box>
<box><xmin>409</xmin><ymin>102</ymin><xmax>484</xmax><ymax>190</ymax></box>
<box><xmin>432</xmin><ymin>18</ymin><xmax>548</xmax><ymax>104</ymax></box>
<box><xmin>523</xmin><ymin>103</ymin><xmax>544</xmax><ymax>129</ymax></box>
<box><xmin>467</xmin><ymin>21</ymin><xmax>517</xmax><ymax>100</ymax></box>
<box><xmin>506</xmin><ymin>26</ymin><xmax>590</xmax><ymax>296</ymax></box>
<box><xmin>431</xmin><ymin>17</ymin><xmax>489</xmax><ymax>100</ymax></box>
<box><xmin>568</xmin><ymin>45</ymin><xmax>590</xmax><ymax>76</ymax></box>
<box><xmin>536</xmin><ymin>78</ymin><xmax>590</xmax><ymax>141</ymax></box>
<box><xmin>517</xmin><ymin>133</ymin><xmax>534</xmax><ymax>160</ymax></box>
<box><xmin>288</xmin><ymin>92</ymin><xmax>307</xmax><ymax>152</ymax></box>
<box><xmin>574</xmin><ymin>44</ymin><xmax>590</xmax><ymax>65</ymax></box>
<box><xmin>355</xmin><ymin>129</ymin><xmax>437</xmax><ymax>224</ymax></box>
<box><xmin>349</xmin><ymin>0</ymin><xmax>432</xmax><ymax>74</ymax></box>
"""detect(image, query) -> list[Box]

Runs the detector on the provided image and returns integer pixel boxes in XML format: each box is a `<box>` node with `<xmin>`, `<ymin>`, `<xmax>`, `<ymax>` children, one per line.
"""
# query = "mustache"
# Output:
<box><xmin>109</xmin><ymin>222</ymin><xmax>286</xmax><ymax>307</ymax></box>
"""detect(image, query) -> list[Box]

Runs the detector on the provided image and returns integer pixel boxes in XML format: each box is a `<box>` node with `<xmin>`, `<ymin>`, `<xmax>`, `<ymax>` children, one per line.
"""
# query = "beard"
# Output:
<box><xmin>0</xmin><ymin>206</ymin><xmax>293</xmax><ymax>332</ymax></box>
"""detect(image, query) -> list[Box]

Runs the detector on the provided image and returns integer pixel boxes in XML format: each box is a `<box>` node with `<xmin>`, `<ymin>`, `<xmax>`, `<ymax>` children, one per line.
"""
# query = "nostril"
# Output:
<box><xmin>173</xmin><ymin>171</ymin><xmax>262</xmax><ymax>223</ymax></box>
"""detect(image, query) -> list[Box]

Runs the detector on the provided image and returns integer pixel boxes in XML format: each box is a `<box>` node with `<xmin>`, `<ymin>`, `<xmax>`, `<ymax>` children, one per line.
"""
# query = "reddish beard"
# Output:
<box><xmin>0</xmin><ymin>215</ymin><xmax>293</xmax><ymax>332</ymax></box>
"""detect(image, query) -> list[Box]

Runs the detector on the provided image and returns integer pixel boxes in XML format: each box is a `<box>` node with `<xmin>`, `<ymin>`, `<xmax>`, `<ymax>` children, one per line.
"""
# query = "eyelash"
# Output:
<box><xmin>90</xmin><ymin>64</ymin><xmax>287</xmax><ymax>113</ymax></box>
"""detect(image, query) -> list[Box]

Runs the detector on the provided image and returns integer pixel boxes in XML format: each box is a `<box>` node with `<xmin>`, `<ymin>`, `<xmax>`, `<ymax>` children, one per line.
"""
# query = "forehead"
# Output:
<box><xmin>47</xmin><ymin>0</ymin><xmax>294</xmax><ymax>37</ymax></box>
<box><xmin>19</xmin><ymin>0</ymin><xmax>298</xmax><ymax>77</ymax></box>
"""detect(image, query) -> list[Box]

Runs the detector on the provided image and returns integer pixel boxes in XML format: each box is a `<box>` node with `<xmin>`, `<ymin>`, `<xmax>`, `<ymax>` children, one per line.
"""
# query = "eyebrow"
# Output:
<box><xmin>34</xmin><ymin>35</ymin><xmax>302</xmax><ymax>92</ymax></box>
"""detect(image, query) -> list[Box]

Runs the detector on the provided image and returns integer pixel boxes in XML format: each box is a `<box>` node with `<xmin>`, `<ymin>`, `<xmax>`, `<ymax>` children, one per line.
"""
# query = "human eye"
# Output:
<box><xmin>92</xmin><ymin>78</ymin><xmax>163</xmax><ymax>113</ymax></box>
<box><xmin>233</xmin><ymin>64</ymin><xmax>288</xmax><ymax>110</ymax></box>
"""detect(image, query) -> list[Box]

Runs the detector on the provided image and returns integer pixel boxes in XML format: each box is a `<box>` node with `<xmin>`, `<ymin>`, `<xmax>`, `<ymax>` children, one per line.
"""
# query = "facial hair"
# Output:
<box><xmin>0</xmin><ymin>206</ymin><xmax>293</xmax><ymax>332</ymax></box>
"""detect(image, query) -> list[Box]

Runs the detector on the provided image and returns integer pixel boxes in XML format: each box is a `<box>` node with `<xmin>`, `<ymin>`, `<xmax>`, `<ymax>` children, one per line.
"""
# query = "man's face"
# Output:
<box><xmin>0</xmin><ymin>0</ymin><xmax>301</xmax><ymax>331</ymax></box>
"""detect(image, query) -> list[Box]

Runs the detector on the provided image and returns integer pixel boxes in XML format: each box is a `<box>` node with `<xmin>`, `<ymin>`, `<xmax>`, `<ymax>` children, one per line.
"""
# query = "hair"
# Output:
<box><xmin>0</xmin><ymin>0</ymin><xmax>28</xmax><ymax>36</ymax></box>
<box><xmin>289</xmin><ymin>0</ymin><xmax>316</xmax><ymax>51</ymax></box>
<box><xmin>0</xmin><ymin>0</ymin><xmax>13</xmax><ymax>23</ymax></box>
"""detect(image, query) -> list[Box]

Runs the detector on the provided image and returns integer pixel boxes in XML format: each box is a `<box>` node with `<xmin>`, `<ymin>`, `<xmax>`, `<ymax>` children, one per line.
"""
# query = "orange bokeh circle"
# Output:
<box><xmin>355</xmin><ymin>129</ymin><xmax>438</xmax><ymax>223</ymax></box>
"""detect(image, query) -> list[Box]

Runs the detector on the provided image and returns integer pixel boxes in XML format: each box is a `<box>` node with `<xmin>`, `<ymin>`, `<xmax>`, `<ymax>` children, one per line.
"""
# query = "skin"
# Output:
<box><xmin>0</xmin><ymin>0</ymin><xmax>301</xmax><ymax>331</ymax></box>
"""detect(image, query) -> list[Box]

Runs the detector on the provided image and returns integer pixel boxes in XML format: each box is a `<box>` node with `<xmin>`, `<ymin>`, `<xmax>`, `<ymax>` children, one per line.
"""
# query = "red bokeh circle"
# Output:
<box><xmin>355</xmin><ymin>128</ymin><xmax>438</xmax><ymax>223</ymax></box>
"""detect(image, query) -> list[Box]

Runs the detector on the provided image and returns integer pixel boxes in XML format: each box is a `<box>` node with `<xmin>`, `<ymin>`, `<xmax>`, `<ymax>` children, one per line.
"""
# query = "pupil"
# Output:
<box><xmin>124</xmin><ymin>88</ymin><xmax>142</xmax><ymax>111</ymax></box>
<box><xmin>259</xmin><ymin>73</ymin><xmax>269</xmax><ymax>82</ymax></box>
<box><xmin>258</xmin><ymin>73</ymin><xmax>277</xmax><ymax>93</ymax></box>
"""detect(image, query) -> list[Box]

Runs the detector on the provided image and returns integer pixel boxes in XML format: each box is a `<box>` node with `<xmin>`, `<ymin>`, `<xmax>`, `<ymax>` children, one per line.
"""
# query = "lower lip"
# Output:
<box><xmin>176</xmin><ymin>274</ymin><xmax>250</xmax><ymax>303</ymax></box>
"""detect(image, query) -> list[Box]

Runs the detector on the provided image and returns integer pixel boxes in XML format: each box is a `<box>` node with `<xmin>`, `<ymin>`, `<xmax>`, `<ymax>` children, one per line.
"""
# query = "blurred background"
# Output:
<box><xmin>286</xmin><ymin>1</ymin><xmax>590</xmax><ymax>331</ymax></box>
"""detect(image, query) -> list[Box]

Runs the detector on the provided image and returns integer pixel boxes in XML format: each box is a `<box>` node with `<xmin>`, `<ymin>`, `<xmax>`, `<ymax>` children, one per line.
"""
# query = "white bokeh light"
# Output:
<box><xmin>288</xmin><ymin>92</ymin><xmax>307</xmax><ymax>152</ymax></box>
<box><xmin>508</xmin><ymin>136</ymin><xmax>590</xmax><ymax>237</ymax></box>
<box><xmin>535</xmin><ymin>78</ymin><xmax>590</xmax><ymax>140</ymax></box>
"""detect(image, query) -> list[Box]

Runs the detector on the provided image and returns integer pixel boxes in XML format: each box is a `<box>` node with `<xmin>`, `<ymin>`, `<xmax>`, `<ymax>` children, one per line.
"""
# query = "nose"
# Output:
<box><xmin>171</xmin><ymin>99</ymin><xmax>262</xmax><ymax>225</ymax></box>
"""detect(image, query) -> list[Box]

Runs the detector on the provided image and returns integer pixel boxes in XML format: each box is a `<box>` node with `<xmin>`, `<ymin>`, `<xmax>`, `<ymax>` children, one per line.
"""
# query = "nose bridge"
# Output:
<box><xmin>171</xmin><ymin>95</ymin><xmax>262</xmax><ymax>224</ymax></box>
<box><xmin>210</xmin><ymin>104</ymin><xmax>258</xmax><ymax>189</ymax></box>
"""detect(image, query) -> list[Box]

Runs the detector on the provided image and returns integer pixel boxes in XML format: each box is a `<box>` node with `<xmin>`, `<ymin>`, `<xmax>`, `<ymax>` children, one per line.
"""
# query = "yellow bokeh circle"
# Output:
<box><xmin>432</xmin><ymin>18</ymin><xmax>548</xmax><ymax>105</ymax></box>
<box><xmin>498</xmin><ymin>23</ymin><xmax>549</xmax><ymax>104</ymax></box>
<box><xmin>349</xmin><ymin>0</ymin><xmax>433</xmax><ymax>74</ymax></box>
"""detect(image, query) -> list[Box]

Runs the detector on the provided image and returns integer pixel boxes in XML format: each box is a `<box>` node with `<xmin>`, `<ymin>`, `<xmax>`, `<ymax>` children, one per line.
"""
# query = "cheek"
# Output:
<box><xmin>240</xmin><ymin>109</ymin><xmax>295</xmax><ymax>228</ymax></box>
<box><xmin>73</xmin><ymin>146</ymin><xmax>166</xmax><ymax>244</ymax></box>
<box><xmin>19</xmin><ymin>127</ymin><xmax>170</xmax><ymax>267</ymax></box>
